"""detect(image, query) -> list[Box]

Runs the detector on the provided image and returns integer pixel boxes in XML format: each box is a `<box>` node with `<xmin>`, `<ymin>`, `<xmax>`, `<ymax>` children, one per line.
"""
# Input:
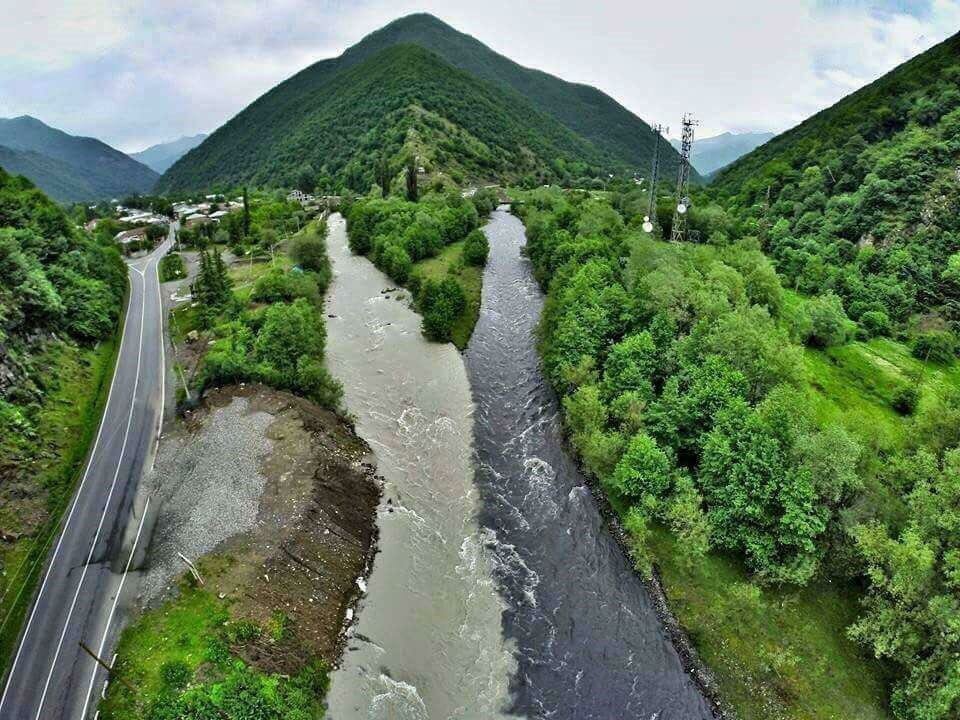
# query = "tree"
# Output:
<box><xmin>295</xmin><ymin>164</ymin><xmax>316</xmax><ymax>194</ymax></box>
<box><xmin>419</xmin><ymin>277</ymin><xmax>465</xmax><ymax>341</ymax></box>
<box><xmin>242</xmin><ymin>187</ymin><xmax>251</xmax><ymax>236</ymax></box>
<box><xmin>607</xmin><ymin>432</ymin><xmax>673</xmax><ymax>508</ymax></box>
<box><xmin>462</xmin><ymin>229</ymin><xmax>489</xmax><ymax>266</ymax></box>
<box><xmin>802</xmin><ymin>292</ymin><xmax>854</xmax><ymax>348</ymax></box>
<box><xmin>406</xmin><ymin>155</ymin><xmax>418</xmax><ymax>202</ymax></box>
<box><xmin>254</xmin><ymin>298</ymin><xmax>325</xmax><ymax>377</ymax></box>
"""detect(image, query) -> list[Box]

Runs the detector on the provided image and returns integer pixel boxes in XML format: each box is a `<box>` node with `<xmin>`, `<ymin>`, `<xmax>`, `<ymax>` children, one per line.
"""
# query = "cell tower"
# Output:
<box><xmin>670</xmin><ymin>113</ymin><xmax>698</xmax><ymax>243</ymax></box>
<box><xmin>642</xmin><ymin>123</ymin><xmax>667</xmax><ymax>234</ymax></box>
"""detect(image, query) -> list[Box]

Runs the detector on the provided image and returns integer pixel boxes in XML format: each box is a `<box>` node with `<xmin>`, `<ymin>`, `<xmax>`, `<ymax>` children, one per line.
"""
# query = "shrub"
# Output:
<box><xmin>251</xmin><ymin>267</ymin><xmax>321</xmax><ymax>305</ymax></box>
<box><xmin>911</xmin><ymin>330</ymin><xmax>957</xmax><ymax>364</ymax></box>
<box><xmin>419</xmin><ymin>277</ymin><xmax>466</xmax><ymax>342</ymax></box>
<box><xmin>158</xmin><ymin>252</ymin><xmax>185</xmax><ymax>282</ymax></box>
<box><xmin>803</xmin><ymin>292</ymin><xmax>855</xmax><ymax>348</ymax></box>
<box><xmin>288</xmin><ymin>227</ymin><xmax>332</xmax><ymax>290</ymax></box>
<box><xmin>859</xmin><ymin>309</ymin><xmax>891</xmax><ymax>337</ymax></box>
<box><xmin>463</xmin><ymin>229</ymin><xmax>489</xmax><ymax>266</ymax></box>
<box><xmin>892</xmin><ymin>383</ymin><xmax>919</xmax><ymax>415</ymax></box>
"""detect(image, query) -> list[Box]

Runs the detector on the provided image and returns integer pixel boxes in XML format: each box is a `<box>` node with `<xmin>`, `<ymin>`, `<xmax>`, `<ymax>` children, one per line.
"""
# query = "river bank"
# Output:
<box><xmin>101</xmin><ymin>383</ymin><xmax>381</xmax><ymax>717</ymax></box>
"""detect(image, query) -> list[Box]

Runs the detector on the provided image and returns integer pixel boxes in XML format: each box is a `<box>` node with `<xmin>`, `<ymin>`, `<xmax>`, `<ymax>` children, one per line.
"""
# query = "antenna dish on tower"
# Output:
<box><xmin>670</xmin><ymin>114</ymin><xmax>698</xmax><ymax>243</ymax></box>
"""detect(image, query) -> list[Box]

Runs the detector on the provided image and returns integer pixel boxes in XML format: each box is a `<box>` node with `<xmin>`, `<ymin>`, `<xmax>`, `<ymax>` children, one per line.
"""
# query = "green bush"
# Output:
<box><xmin>158</xmin><ymin>252</ymin><xmax>185</xmax><ymax>282</ymax></box>
<box><xmin>288</xmin><ymin>225</ymin><xmax>332</xmax><ymax>291</ymax></box>
<box><xmin>251</xmin><ymin>267</ymin><xmax>321</xmax><ymax>305</ymax></box>
<box><xmin>892</xmin><ymin>383</ymin><xmax>919</xmax><ymax>415</ymax></box>
<box><xmin>463</xmin><ymin>229</ymin><xmax>489</xmax><ymax>266</ymax></box>
<box><xmin>911</xmin><ymin>329</ymin><xmax>957</xmax><ymax>364</ymax></box>
<box><xmin>802</xmin><ymin>293</ymin><xmax>855</xmax><ymax>348</ymax></box>
<box><xmin>419</xmin><ymin>277</ymin><xmax>466</xmax><ymax>342</ymax></box>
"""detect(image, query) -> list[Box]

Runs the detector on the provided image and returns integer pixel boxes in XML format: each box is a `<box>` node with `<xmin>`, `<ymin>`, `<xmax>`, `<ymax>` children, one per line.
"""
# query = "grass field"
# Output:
<box><xmin>649</xmin><ymin>527</ymin><xmax>891</xmax><ymax>720</ymax></box>
<box><xmin>411</xmin><ymin>239</ymin><xmax>483</xmax><ymax>349</ymax></box>
<box><xmin>0</xmin><ymin>335</ymin><xmax>120</xmax><ymax>676</ymax></box>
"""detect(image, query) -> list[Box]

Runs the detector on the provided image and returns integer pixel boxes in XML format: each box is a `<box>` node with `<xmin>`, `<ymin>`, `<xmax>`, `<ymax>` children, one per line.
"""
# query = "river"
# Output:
<box><xmin>323</xmin><ymin>213</ymin><xmax>518</xmax><ymax>720</ymax></box>
<box><xmin>324</xmin><ymin>208</ymin><xmax>712</xmax><ymax>719</ymax></box>
<box><xmin>463</xmin><ymin>208</ymin><xmax>714</xmax><ymax>719</ymax></box>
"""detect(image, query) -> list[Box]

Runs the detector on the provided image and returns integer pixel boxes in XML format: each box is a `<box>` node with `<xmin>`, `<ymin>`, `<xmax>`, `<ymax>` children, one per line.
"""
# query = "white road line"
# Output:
<box><xmin>0</xmin><ymin>263</ymin><xmax>137</xmax><ymax>716</ymax></box>
<box><xmin>32</xmin><ymin>270</ymin><xmax>148</xmax><ymax>720</ymax></box>
<box><xmin>79</xmin><ymin>496</ymin><xmax>151</xmax><ymax>720</ymax></box>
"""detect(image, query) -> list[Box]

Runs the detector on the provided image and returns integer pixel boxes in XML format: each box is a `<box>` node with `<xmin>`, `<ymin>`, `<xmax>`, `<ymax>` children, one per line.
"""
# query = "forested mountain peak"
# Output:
<box><xmin>158</xmin><ymin>14</ymin><xmax>687</xmax><ymax>193</ymax></box>
<box><xmin>158</xmin><ymin>41</ymin><xmax>635</xmax><ymax>193</ymax></box>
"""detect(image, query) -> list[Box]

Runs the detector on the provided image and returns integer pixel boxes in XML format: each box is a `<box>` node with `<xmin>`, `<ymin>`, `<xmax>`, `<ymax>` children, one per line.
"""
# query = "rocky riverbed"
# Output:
<box><xmin>139</xmin><ymin>383</ymin><xmax>381</xmax><ymax>669</ymax></box>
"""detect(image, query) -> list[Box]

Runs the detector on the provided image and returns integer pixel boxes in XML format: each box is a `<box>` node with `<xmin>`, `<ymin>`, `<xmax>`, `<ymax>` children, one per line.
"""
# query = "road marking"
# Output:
<box><xmin>78</xmin><ymin>233</ymin><xmax>171</xmax><ymax>718</ymax></box>
<box><xmin>79</xmin><ymin>496</ymin><xmax>151</xmax><ymax>719</ymax></box>
<box><xmin>32</xmin><ymin>268</ymin><xmax>148</xmax><ymax>720</ymax></box>
<box><xmin>0</xmin><ymin>260</ymin><xmax>138</xmax><ymax>716</ymax></box>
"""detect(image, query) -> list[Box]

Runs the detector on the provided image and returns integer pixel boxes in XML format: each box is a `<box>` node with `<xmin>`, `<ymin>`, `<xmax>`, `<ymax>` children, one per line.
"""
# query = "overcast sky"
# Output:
<box><xmin>1</xmin><ymin>0</ymin><xmax>958</xmax><ymax>153</ymax></box>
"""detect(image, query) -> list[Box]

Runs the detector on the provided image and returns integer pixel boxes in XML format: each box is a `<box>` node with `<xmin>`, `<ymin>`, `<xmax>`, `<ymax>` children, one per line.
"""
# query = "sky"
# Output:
<box><xmin>1</xmin><ymin>0</ymin><xmax>958</xmax><ymax>153</ymax></box>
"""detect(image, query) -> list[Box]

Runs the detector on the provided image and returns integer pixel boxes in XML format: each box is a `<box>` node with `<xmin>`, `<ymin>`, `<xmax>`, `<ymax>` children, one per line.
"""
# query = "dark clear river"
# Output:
<box><xmin>464</xmin><ymin>207</ymin><xmax>714</xmax><ymax>719</ymax></box>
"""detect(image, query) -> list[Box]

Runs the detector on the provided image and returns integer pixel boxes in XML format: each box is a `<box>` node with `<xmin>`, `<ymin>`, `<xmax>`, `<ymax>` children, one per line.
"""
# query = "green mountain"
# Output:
<box><xmin>0</xmin><ymin>116</ymin><xmax>158</xmax><ymax>202</ymax></box>
<box><xmin>710</xmin><ymin>31</ymin><xmax>960</xmax><ymax>328</ymax></box>
<box><xmin>130</xmin><ymin>133</ymin><xmax>207</xmax><ymax>174</ymax></box>
<box><xmin>159</xmin><ymin>14</ymin><xmax>686</xmax><ymax>192</ymax></box>
<box><xmin>0</xmin><ymin>145</ymin><xmax>100</xmax><ymax>203</ymax></box>
<box><xmin>673</xmin><ymin>131</ymin><xmax>774</xmax><ymax>176</ymax></box>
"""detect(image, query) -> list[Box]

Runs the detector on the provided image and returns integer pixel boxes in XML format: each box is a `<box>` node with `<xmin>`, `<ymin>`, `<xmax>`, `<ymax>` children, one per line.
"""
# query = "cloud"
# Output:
<box><xmin>0</xmin><ymin>1</ymin><xmax>135</xmax><ymax>71</ymax></box>
<box><xmin>0</xmin><ymin>0</ymin><xmax>957</xmax><ymax>152</ymax></box>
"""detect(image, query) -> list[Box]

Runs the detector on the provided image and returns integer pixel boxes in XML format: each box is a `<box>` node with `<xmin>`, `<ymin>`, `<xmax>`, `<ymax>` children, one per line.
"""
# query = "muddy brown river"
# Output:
<box><xmin>324</xmin><ymin>213</ymin><xmax>517</xmax><ymax>719</ymax></box>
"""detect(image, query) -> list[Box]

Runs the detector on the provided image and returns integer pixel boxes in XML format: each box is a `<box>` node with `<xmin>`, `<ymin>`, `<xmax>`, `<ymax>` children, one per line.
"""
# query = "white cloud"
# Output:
<box><xmin>0</xmin><ymin>0</ymin><xmax>135</xmax><ymax>70</ymax></box>
<box><xmin>0</xmin><ymin>0</ymin><xmax>957</xmax><ymax>151</ymax></box>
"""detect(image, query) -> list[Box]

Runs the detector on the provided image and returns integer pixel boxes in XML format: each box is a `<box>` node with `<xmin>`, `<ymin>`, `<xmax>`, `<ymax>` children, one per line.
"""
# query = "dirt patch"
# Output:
<box><xmin>142</xmin><ymin>383</ymin><xmax>380</xmax><ymax>672</ymax></box>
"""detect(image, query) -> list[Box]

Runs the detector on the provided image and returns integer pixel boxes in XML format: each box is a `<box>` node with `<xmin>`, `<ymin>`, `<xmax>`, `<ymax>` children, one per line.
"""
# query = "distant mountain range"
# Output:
<box><xmin>158</xmin><ymin>13</ymin><xmax>693</xmax><ymax>193</ymax></box>
<box><xmin>130</xmin><ymin>133</ymin><xmax>207</xmax><ymax>174</ymax></box>
<box><xmin>0</xmin><ymin>116</ymin><xmax>157</xmax><ymax>202</ymax></box>
<box><xmin>671</xmin><ymin>131</ymin><xmax>775</xmax><ymax>176</ymax></box>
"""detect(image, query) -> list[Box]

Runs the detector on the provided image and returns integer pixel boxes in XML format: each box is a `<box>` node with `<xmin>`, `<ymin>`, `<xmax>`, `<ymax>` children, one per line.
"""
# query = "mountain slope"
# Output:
<box><xmin>159</xmin><ymin>44</ymin><xmax>623</xmax><ymax>192</ymax></box>
<box><xmin>710</xmin><ymin>30</ymin><xmax>960</xmax><ymax>328</ymax></box>
<box><xmin>160</xmin><ymin>14</ymin><xmax>689</xmax><ymax>192</ymax></box>
<box><xmin>326</xmin><ymin>13</ymin><xmax>689</xmax><ymax>179</ymax></box>
<box><xmin>130</xmin><ymin>134</ymin><xmax>207</xmax><ymax>174</ymax></box>
<box><xmin>0</xmin><ymin>145</ymin><xmax>99</xmax><ymax>202</ymax></box>
<box><xmin>673</xmin><ymin>131</ymin><xmax>774</xmax><ymax>176</ymax></box>
<box><xmin>0</xmin><ymin>116</ymin><xmax>157</xmax><ymax>201</ymax></box>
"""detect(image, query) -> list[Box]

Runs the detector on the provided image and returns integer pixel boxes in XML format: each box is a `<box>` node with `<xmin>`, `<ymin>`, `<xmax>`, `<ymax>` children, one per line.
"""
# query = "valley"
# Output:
<box><xmin>2</xmin><ymin>8</ymin><xmax>960</xmax><ymax>720</ymax></box>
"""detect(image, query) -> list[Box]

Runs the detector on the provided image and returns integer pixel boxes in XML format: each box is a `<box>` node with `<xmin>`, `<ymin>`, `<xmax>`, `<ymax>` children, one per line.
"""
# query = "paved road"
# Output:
<box><xmin>0</xmin><ymin>227</ymin><xmax>173</xmax><ymax>720</ymax></box>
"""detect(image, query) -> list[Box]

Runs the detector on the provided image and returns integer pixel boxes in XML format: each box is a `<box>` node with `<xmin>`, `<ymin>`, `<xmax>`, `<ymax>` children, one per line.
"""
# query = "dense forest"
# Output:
<box><xmin>158</xmin><ymin>43</ymin><xmax>622</xmax><ymax>194</ymax></box>
<box><xmin>710</xmin><ymin>31</ymin><xmax>960</xmax><ymax>355</ymax></box>
<box><xmin>516</xmin><ymin>182</ymin><xmax>960</xmax><ymax>719</ymax></box>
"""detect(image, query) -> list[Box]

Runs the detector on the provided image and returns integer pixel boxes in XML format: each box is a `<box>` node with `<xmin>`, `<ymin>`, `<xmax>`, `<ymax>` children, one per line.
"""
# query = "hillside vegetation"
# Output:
<box><xmin>330</xmin><ymin>13</ymin><xmax>688</xmax><ymax>180</ymax></box>
<box><xmin>710</xmin><ymin>31</ymin><xmax>960</xmax><ymax>350</ymax></box>
<box><xmin>159</xmin><ymin>43</ymin><xmax>622</xmax><ymax>194</ymax></box>
<box><xmin>159</xmin><ymin>14</ymin><xmax>686</xmax><ymax>194</ymax></box>
<box><xmin>0</xmin><ymin>116</ymin><xmax>158</xmax><ymax>202</ymax></box>
<box><xmin>0</xmin><ymin>169</ymin><xmax>126</xmax><ymax>672</ymax></box>
<box><xmin>515</xmin><ymin>183</ymin><xmax>960</xmax><ymax>719</ymax></box>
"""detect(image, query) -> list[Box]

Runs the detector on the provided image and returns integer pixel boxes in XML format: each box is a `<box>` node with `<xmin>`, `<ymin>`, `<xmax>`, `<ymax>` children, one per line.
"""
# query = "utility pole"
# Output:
<box><xmin>670</xmin><ymin>113</ymin><xmax>698</xmax><ymax>243</ymax></box>
<box><xmin>643</xmin><ymin>123</ymin><xmax>668</xmax><ymax>234</ymax></box>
